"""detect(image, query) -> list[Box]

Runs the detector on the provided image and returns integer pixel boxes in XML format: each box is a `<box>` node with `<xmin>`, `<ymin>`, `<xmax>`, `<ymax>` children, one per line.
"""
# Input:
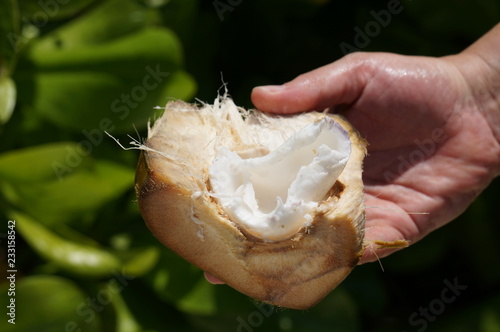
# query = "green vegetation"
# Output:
<box><xmin>1</xmin><ymin>0</ymin><xmax>499</xmax><ymax>331</ymax></box>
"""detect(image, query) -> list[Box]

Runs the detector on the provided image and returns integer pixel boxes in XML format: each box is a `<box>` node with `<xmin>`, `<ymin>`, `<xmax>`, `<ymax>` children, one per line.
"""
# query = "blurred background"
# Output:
<box><xmin>1</xmin><ymin>0</ymin><xmax>499</xmax><ymax>331</ymax></box>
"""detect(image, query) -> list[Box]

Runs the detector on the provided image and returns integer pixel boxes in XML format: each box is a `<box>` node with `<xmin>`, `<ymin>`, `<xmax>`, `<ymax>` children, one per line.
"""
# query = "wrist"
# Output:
<box><xmin>449</xmin><ymin>24</ymin><xmax>500</xmax><ymax>176</ymax></box>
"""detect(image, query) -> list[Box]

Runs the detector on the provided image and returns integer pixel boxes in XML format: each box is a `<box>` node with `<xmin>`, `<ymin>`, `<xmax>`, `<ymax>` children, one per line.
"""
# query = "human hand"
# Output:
<box><xmin>204</xmin><ymin>25</ymin><xmax>500</xmax><ymax>284</ymax></box>
<box><xmin>251</xmin><ymin>42</ymin><xmax>500</xmax><ymax>265</ymax></box>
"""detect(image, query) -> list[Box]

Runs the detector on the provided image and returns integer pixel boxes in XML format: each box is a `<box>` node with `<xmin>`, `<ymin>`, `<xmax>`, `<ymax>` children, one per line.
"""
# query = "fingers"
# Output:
<box><xmin>358</xmin><ymin>241</ymin><xmax>407</xmax><ymax>265</ymax></box>
<box><xmin>251</xmin><ymin>53</ymin><xmax>373</xmax><ymax>114</ymax></box>
<box><xmin>357</xmin><ymin>207</ymin><xmax>416</xmax><ymax>265</ymax></box>
<box><xmin>204</xmin><ymin>271</ymin><xmax>225</xmax><ymax>285</ymax></box>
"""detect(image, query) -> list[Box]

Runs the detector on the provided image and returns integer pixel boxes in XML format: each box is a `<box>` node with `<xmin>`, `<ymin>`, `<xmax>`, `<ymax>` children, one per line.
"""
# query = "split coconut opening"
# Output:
<box><xmin>134</xmin><ymin>95</ymin><xmax>366</xmax><ymax>308</ymax></box>
<box><xmin>208</xmin><ymin>102</ymin><xmax>351</xmax><ymax>241</ymax></box>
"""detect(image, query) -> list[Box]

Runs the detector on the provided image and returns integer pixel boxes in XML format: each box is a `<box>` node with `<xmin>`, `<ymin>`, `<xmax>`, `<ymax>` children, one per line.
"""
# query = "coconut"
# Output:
<box><xmin>135</xmin><ymin>95</ymin><xmax>367</xmax><ymax>309</ymax></box>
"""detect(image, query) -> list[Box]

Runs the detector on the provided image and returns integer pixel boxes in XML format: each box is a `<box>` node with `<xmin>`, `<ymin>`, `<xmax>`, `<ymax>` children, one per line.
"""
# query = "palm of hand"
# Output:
<box><xmin>252</xmin><ymin>53</ymin><xmax>500</xmax><ymax>263</ymax></box>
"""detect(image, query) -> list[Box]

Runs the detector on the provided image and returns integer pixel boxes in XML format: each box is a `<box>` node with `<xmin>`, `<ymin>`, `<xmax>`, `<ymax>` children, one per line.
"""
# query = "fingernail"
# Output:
<box><xmin>256</xmin><ymin>85</ymin><xmax>286</xmax><ymax>93</ymax></box>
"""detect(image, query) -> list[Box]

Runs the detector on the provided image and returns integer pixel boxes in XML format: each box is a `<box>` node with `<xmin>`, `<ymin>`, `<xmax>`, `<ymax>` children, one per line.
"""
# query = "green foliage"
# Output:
<box><xmin>0</xmin><ymin>75</ymin><xmax>15</xmax><ymax>124</ymax></box>
<box><xmin>0</xmin><ymin>275</ymin><xmax>102</xmax><ymax>332</ymax></box>
<box><xmin>0</xmin><ymin>0</ymin><xmax>18</xmax><ymax>125</ymax></box>
<box><xmin>0</xmin><ymin>0</ymin><xmax>499</xmax><ymax>331</ymax></box>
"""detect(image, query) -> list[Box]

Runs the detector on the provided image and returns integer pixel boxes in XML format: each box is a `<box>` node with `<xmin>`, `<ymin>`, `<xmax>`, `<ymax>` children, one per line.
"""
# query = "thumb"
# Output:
<box><xmin>251</xmin><ymin>53</ymin><xmax>372</xmax><ymax>114</ymax></box>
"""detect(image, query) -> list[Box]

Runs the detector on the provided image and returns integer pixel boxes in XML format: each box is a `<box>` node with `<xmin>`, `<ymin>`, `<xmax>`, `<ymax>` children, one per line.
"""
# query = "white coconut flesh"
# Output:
<box><xmin>207</xmin><ymin>100</ymin><xmax>351</xmax><ymax>241</ymax></box>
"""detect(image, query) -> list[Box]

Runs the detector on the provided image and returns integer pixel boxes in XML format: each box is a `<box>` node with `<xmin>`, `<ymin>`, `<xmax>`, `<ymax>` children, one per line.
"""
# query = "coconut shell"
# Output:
<box><xmin>135</xmin><ymin>98</ymin><xmax>366</xmax><ymax>309</ymax></box>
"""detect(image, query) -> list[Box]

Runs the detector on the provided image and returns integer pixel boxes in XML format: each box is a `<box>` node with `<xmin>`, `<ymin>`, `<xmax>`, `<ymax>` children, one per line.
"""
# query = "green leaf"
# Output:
<box><xmin>0</xmin><ymin>142</ymin><xmax>75</xmax><ymax>182</ymax></box>
<box><xmin>33</xmin><ymin>0</ymin><xmax>160</xmax><ymax>46</ymax></box>
<box><xmin>16</xmin><ymin>160</ymin><xmax>133</xmax><ymax>226</ymax></box>
<box><xmin>482</xmin><ymin>307</ymin><xmax>500</xmax><ymax>332</ymax></box>
<box><xmin>14</xmin><ymin>212</ymin><xmax>122</xmax><ymax>277</ymax></box>
<box><xmin>161</xmin><ymin>70</ymin><xmax>197</xmax><ymax>103</ymax></box>
<box><xmin>0</xmin><ymin>0</ymin><xmax>19</xmax><ymax>125</ymax></box>
<box><xmin>0</xmin><ymin>0</ymin><xmax>19</xmax><ymax>70</ymax></box>
<box><xmin>0</xmin><ymin>275</ymin><xmax>101</xmax><ymax>332</ymax></box>
<box><xmin>0</xmin><ymin>75</ymin><xmax>16</xmax><ymax>124</ymax></box>
<box><xmin>16</xmin><ymin>27</ymin><xmax>189</xmax><ymax>133</ymax></box>
<box><xmin>110</xmin><ymin>289</ymin><xmax>142</xmax><ymax>332</ymax></box>
<box><xmin>144</xmin><ymin>248</ymin><xmax>203</xmax><ymax>304</ymax></box>
<box><xmin>121</xmin><ymin>246</ymin><xmax>160</xmax><ymax>277</ymax></box>
<box><xmin>14</xmin><ymin>0</ymin><xmax>196</xmax><ymax>134</ymax></box>
<box><xmin>0</xmin><ymin>142</ymin><xmax>134</xmax><ymax>226</ymax></box>
<box><xmin>176</xmin><ymin>277</ymin><xmax>218</xmax><ymax>316</ymax></box>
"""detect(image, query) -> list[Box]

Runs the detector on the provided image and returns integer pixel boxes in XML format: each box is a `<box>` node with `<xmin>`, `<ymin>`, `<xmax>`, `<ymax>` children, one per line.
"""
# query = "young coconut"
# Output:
<box><xmin>135</xmin><ymin>95</ymin><xmax>367</xmax><ymax>309</ymax></box>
